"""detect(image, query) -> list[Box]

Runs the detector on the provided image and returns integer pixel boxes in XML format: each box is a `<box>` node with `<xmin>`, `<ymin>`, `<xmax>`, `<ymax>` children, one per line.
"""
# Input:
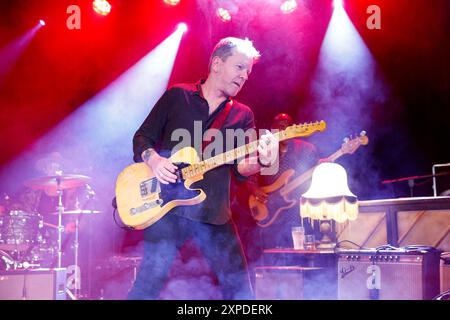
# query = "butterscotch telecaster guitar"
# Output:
<box><xmin>115</xmin><ymin>121</ymin><xmax>327</xmax><ymax>230</ymax></box>
<box><xmin>248</xmin><ymin>132</ymin><xmax>369</xmax><ymax>227</ymax></box>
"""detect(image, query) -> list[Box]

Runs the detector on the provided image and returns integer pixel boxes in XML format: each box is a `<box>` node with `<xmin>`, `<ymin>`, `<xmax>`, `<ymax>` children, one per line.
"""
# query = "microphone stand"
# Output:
<box><xmin>56</xmin><ymin>178</ymin><xmax>64</xmax><ymax>269</ymax></box>
<box><xmin>407</xmin><ymin>179</ymin><xmax>415</xmax><ymax>197</ymax></box>
<box><xmin>382</xmin><ymin>171</ymin><xmax>450</xmax><ymax>197</ymax></box>
<box><xmin>72</xmin><ymin>184</ymin><xmax>96</xmax><ymax>299</ymax></box>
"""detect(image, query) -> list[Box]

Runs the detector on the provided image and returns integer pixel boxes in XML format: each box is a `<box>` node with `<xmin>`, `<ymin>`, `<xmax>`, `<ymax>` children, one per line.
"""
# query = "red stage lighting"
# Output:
<box><xmin>280</xmin><ymin>0</ymin><xmax>298</xmax><ymax>14</ymax></box>
<box><xmin>39</xmin><ymin>20</ymin><xmax>46</xmax><ymax>26</ymax></box>
<box><xmin>216</xmin><ymin>8</ymin><xmax>231</xmax><ymax>23</ymax></box>
<box><xmin>93</xmin><ymin>0</ymin><xmax>112</xmax><ymax>16</ymax></box>
<box><xmin>163</xmin><ymin>0</ymin><xmax>181</xmax><ymax>6</ymax></box>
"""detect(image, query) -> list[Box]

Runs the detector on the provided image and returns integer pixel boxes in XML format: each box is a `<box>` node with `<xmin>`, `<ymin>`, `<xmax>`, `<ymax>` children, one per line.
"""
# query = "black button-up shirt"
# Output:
<box><xmin>133</xmin><ymin>81</ymin><xmax>255</xmax><ymax>224</ymax></box>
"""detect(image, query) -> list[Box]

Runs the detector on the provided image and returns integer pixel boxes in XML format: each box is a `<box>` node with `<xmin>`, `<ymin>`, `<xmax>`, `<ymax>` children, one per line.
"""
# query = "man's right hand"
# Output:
<box><xmin>142</xmin><ymin>149</ymin><xmax>178</xmax><ymax>184</ymax></box>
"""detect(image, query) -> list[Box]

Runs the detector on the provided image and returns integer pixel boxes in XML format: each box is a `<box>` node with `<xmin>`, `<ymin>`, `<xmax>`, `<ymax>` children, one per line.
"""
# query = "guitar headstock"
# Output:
<box><xmin>283</xmin><ymin>120</ymin><xmax>327</xmax><ymax>139</ymax></box>
<box><xmin>341</xmin><ymin>131</ymin><xmax>369</xmax><ymax>155</ymax></box>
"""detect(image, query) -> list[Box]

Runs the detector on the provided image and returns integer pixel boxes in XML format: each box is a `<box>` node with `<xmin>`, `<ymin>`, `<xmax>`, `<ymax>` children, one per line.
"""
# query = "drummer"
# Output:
<box><xmin>34</xmin><ymin>152</ymin><xmax>79</xmax><ymax>214</ymax></box>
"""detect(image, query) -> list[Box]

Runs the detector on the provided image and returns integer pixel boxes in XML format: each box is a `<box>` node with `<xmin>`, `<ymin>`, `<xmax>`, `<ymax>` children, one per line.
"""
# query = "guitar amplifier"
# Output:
<box><xmin>441</xmin><ymin>253</ymin><xmax>450</xmax><ymax>293</ymax></box>
<box><xmin>0</xmin><ymin>268</ymin><xmax>67</xmax><ymax>300</ymax></box>
<box><xmin>337</xmin><ymin>249</ymin><xmax>440</xmax><ymax>300</ymax></box>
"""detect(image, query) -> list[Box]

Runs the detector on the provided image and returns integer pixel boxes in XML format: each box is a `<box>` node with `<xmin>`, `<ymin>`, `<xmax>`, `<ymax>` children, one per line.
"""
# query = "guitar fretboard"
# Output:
<box><xmin>181</xmin><ymin>121</ymin><xmax>326</xmax><ymax>179</ymax></box>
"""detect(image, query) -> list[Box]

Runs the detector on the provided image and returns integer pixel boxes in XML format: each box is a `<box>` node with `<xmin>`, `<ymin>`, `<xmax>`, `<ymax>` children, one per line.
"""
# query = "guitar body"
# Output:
<box><xmin>115</xmin><ymin>147</ymin><xmax>206</xmax><ymax>230</ymax></box>
<box><xmin>248</xmin><ymin>169</ymin><xmax>298</xmax><ymax>227</ymax></box>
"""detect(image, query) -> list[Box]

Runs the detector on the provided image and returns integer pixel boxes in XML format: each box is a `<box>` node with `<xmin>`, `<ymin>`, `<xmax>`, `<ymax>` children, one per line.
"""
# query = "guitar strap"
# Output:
<box><xmin>202</xmin><ymin>99</ymin><xmax>233</xmax><ymax>153</ymax></box>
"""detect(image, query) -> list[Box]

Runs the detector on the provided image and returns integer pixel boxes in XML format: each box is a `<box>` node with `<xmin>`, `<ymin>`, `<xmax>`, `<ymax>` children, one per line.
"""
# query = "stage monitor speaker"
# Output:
<box><xmin>338</xmin><ymin>249</ymin><xmax>440</xmax><ymax>300</ymax></box>
<box><xmin>0</xmin><ymin>268</ymin><xmax>67</xmax><ymax>300</ymax></box>
<box><xmin>255</xmin><ymin>266</ymin><xmax>337</xmax><ymax>300</ymax></box>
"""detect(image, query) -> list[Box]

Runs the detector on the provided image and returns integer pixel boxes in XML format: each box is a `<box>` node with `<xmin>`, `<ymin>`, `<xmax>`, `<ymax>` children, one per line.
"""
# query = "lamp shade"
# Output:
<box><xmin>300</xmin><ymin>162</ymin><xmax>358</xmax><ymax>222</ymax></box>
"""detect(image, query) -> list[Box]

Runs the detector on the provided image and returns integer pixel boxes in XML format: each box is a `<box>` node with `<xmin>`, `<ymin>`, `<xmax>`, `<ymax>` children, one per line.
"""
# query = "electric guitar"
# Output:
<box><xmin>249</xmin><ymin>132</ymin><xmax>369</xmax><ymax>227</ymax></box>
<box><xmin>115</xmin><ymin>121</ymin><xmax>327</xmax><ymax>230</ymax></box>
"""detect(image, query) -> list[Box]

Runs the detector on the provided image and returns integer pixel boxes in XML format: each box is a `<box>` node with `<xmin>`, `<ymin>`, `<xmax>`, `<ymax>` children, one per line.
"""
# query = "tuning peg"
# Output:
<box><xmin>343</xmin><ymin>137</ymin><xmax>350</xmax><ymax>143</ymax></box>
<box><xmin>360</xmin><ymin>130</ymin><xmax>366</xmax><ymax>136</ymax></box>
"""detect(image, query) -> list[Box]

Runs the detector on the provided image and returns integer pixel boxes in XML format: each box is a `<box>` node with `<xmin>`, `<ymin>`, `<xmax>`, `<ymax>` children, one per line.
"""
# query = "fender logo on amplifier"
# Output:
<box><xmin>339</xmin><ymin>265</ymin><xmax>355</xmax><ymax>279</ymax></box>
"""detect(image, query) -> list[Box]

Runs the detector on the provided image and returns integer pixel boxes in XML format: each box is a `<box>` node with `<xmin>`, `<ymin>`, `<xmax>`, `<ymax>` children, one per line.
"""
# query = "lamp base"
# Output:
<box><xmin>318</xmin><ymin>219</ymin><xmax>336</xmax><ymax>249</ymax></box>
<box><xmin>317</xmin><ymin>242</ymin><xmax>336</xmax><ymax>249</ymax></box>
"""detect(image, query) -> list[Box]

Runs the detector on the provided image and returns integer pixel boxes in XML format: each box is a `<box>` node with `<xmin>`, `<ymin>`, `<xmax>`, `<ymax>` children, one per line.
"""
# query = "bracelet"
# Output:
<box><xmin>258</xmin><ymin>157</ymin><xmax>271</xmax><ymax>168</ymax></box>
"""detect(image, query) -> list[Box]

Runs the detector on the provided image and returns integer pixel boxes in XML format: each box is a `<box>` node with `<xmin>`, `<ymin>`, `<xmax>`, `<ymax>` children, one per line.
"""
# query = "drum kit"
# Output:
<box><xmin>0</xmin><ymin>172</ymin><xmax>100</xmax><ymax>298</ymax></box>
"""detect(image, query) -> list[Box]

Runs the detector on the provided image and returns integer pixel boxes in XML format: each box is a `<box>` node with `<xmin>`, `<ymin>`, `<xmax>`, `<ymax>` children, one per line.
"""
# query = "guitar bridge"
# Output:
<box><xmin>130</xmin><ymin>199</ymin><xmax>163</xmax><ymax>216</ymax></box>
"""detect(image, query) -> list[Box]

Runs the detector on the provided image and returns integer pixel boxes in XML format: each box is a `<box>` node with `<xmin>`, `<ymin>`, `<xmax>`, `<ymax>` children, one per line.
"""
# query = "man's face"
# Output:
<box><xmin>215</xmin><ymin>50</ymin><xmax>254</xmax><ymax>97</ymax></box>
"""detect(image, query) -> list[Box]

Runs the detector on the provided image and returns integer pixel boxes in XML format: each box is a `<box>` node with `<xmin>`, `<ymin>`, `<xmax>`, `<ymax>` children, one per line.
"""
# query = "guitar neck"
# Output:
<box><xmin>326</xmin><ymin>150</ymin><xmax>343</xmax><ymax>163</ymax></box>
<box><xmin>181</xmin><ymin>131</ymin><xmax>287</xmax><ymax>179</ymax></box>
<box><xmin>281</xmin><ymin>149</ymin><xmax>343</xmax><ymax>196</ymax></box>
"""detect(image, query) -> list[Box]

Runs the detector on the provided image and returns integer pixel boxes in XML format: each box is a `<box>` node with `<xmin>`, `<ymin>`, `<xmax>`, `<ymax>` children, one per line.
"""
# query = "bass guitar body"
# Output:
<box><xmin>248</xmin><ymin>169</ymin><xmax>298</xmax><ymax>227</ymax></box>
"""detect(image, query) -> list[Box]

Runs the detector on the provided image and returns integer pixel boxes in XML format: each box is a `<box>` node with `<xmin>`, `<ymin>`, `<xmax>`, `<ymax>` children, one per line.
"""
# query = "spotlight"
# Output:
<box><xmin>216</xmin><ymin>8</ymin><xmax>231</xmax><ymax>23</ymax></box>
<box><xmin>163</xmin><ymin>0</ymin><xmax>181</xmax><ymax>6</ymax></box>
<box><xmin>177</xmin><ymin>23</ymin><xmax>188</xmax><ymax>33</ymax></box>
<box><xmin>39</xmin><ymin>19</ymin><xmax>46</xmax><ymax>26</ymax></box>
<box><xmin>93</xmin><ymin>0</ymin><xmax>112</xmax><ymax>16</ymax></box>
<box><xmin>333</xmin><ymin>0</ymin><xmax>343</xmax><ymax>8</ymax></box>
<box><xmin>280</xmin><ymin>0</ymin><xmax>298</xmax><ymax>14</ymax></box>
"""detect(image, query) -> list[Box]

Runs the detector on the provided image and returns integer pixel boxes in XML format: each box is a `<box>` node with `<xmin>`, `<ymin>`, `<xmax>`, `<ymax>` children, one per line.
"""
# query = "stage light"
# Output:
<box><xmin>163</xmin><ymin>0</ymin><xmax>181</xmax><ymax>6</ymax></box>
<box><xmin>39</xmin><ymin>20</ymin><xmax>46</xmax><ymax>26</ymax></box>
<box><xmin>92</xmin><ymin>0</ymin><xmax>112</xmax><ymax>16</ymax></box>
<box><xmin>280</xmin><ymin>0</ymin><xmax>298</xmax><ymax>14</ymax></box>
<box><xmin>177</xmin><ymin>23</ymin><xmax>188</xmax><ymax>33</ymax></box>
<box><xmin>216</xmin><ymin>7</ymin><xmax>232</xmax><ymax>23</ymax></box>
<box><xmin>333</xmin><ymin>0</ymin><xmax>343</xmax><ymax>8</ymax></box>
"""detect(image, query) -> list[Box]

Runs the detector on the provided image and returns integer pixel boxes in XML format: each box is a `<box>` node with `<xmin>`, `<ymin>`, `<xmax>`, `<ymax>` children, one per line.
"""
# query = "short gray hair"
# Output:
<box><xmin>209</xmin><ymin>37</ymin><xmax>261</xmax><ymax>72</ymax></box>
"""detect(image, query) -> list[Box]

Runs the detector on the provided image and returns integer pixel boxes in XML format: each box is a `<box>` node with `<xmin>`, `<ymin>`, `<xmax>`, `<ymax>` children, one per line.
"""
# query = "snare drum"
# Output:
<box><xmin>0</xmin><ymin>210</ymin><xmax>43</xmax><ymax>251</ymax></box>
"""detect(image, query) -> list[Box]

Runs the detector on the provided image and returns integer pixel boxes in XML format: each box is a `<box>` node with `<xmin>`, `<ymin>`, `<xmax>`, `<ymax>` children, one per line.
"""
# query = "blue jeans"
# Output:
<box><xmin>127</xmin><ymin>213</ymin><xmax>252</xmax><ymax>300</ymax></box>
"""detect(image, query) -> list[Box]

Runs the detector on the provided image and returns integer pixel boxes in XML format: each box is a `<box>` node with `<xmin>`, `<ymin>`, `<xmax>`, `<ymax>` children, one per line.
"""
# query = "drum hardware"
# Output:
<box><xmin>23</xmin><ymin>174</ymin><xmax>91</xmax><ymax>268</ymax></box>
<box><xmin>3</xmin><ymin>173</ymin><xmax>98</xmax><ymax>299</ymax></box>
<box><xmin>13</xmin><ymin>261</ymin><xmax>41</xmax><ymax>269</ymax></box>
<box><xmin>0</xmin><ymin>249</ymin><xmax>15</xmax><ymax>270</ymax></box>
<box><xmin>50</xmin><ymin>209</ymin><xmax>101</xmax><ymax>215</ymax></box>
<box><xmin>68</xmin><ymin>189</ymin><xmax>99</xmax><ymax>300</ymax></box>
<box><xmin>0</xmin><ymin>249</ymin><xmax>41</xmax><ymax>270</ymax></box>
<box><xmin>0</xmin><ymin>210</ymin><xmax>43</xmax><ymax>253</ymax></box>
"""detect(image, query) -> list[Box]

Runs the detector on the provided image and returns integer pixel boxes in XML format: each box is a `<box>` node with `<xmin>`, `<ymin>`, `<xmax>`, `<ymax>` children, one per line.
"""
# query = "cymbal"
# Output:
<box><xmin>50</xmin><ymin>209</ymin><xmax>100</xmax><ymax>215</ymax></box>
<box><xmin>0</xmin><ymin>243</ymin><xmax>30</xmax><ymax>252</ymax></box>
<box><xmin>24</xmin><ymin>174</ymin><xmax>91</xmax><ymax>190</ymax></box>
